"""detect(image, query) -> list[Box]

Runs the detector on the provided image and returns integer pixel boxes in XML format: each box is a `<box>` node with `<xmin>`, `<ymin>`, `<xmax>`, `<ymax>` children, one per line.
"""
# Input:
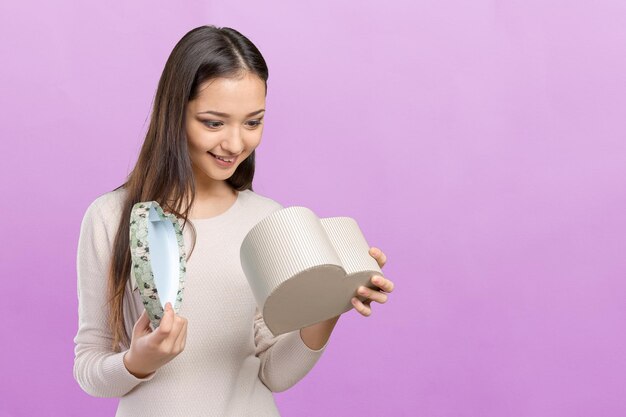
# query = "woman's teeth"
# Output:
<box><xmin>210</xmin><ymin>152</ymin><xmax>234</xmax><ymax>162</ymax></box>
<box><xmin>208</xmin><ymin>152</ymin><xmax>237</xmax><ymax>166</ymax></box>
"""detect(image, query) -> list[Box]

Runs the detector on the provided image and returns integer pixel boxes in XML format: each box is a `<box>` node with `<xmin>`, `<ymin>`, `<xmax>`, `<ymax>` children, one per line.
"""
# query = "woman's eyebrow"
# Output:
<box><xmin>197</xmin><ymin>109</ymin><xmax>265</xmax><ymax>117</ymax></box>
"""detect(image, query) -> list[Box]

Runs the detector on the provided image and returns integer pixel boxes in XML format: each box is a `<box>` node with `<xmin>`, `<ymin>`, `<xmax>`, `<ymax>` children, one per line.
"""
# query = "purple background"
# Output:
<box><xmin>1</xmin><ymin>1</ymin><xmax>625</xmax><ymax>416</ymax></box>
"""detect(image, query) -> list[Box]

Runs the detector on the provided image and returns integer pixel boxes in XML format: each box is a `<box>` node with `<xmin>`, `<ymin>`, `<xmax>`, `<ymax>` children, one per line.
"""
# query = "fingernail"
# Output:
<box><xmin>373</xmin><ymin>276</ymin><xmax>381</xmax><ymax>284</ymax></box>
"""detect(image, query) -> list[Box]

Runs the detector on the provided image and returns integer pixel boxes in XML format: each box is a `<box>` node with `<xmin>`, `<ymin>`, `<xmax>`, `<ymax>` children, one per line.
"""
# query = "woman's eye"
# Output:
<box><xmin>201</xmin><ymin>120</ymin><xmax>223</xmax><ymax>129</ymax></box>
<box><xmin>202</xmin><ymin>120</ymin><xmax>262</xmax><ymax>129</ymax></box>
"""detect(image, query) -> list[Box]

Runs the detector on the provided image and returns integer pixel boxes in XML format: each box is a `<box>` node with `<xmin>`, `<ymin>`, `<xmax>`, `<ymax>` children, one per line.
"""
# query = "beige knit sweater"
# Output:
<box><xmin>73</xmin><ymin>187</ymin><xmax>329</xmax><ymax>416</ymax></box>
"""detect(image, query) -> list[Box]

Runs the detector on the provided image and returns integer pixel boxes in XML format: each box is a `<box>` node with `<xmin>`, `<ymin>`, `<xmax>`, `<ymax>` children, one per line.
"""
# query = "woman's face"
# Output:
<box><xmin>185</xmin><ymin>72</ymin><xmax>266</xmax><ymax>188</ymax></box>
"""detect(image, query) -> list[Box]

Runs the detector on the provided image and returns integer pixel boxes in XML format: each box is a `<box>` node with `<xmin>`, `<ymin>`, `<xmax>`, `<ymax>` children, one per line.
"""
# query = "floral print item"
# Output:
<box><xmin>129</xmin><ymin>201</ymin><xmax>187</xmax><ymax>330</ymax></box>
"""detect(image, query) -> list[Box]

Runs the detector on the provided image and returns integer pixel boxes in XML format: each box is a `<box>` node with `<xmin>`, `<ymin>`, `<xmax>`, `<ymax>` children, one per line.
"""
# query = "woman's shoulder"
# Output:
<box><xmin>82</xmin><ymin>186</ymin><xmax>128</xmax><ymax>224</ymax></box>
<box><xmin>240</xmin><ymin>188</ymin><xmax>284</xmax><ymax>212</ymax></box>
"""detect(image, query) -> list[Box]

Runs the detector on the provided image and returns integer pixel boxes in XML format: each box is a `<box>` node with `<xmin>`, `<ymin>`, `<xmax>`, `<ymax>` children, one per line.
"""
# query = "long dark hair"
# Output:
<box><xmin>106</xmin><ymin>25</ymin><xmax>269</xmax><ymax>351</ymax></box>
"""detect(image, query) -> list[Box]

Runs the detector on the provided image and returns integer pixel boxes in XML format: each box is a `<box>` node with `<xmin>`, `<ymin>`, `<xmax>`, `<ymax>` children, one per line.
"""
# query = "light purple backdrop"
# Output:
<box><xmin>1</xmin><ymin>1</ymin><xmax>625</xmax><ymax>416</ymax></box>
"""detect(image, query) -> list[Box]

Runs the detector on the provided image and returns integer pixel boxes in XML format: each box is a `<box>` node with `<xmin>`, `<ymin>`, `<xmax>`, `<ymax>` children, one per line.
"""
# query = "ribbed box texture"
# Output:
<box><xmin>240</xmin><ymin>206</ymin><xmax>384</xmax><ymax>335</ymax></box>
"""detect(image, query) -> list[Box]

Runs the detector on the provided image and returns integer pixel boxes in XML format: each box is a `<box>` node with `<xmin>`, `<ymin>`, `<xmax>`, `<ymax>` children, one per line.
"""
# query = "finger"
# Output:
<box><xmin>369</xmin><ymin>247</ymin><xmax>387</xmax><ymax>268</ymax></box>
<box><xmin>357</xmin><ymin>285</ymin><xmax>388</xmax><ymax>304</ymax></box>
<box><xmin>351</xmin><ymin>297</ymin><xmax>372</xmax><ymax>317</ymax></box>
<box><xmin>371</xmin><ymin>275</ymin><xmax>394</xmax><ymax>293</ymax></box>
<box><xmin>174</xmin><ymin>319</ymin><xmax>188</xmax><ymax>352</ymax></box>
<box><xmin>163</xmin><ymin>315</ymin><xmax>186</xmax><ymax>351</ymax></box>
<box><xmin>134</xmin><ymin>309</ymin><xmax>152</xmax><ymax>335</ymax></box>
<box><xmin>153</xmin><ymin>302</ymin><xmax>175</xmax><ymax>342</ymax></box>
<box><xmin>136</xmin><ymin>308</ymin><xmax>149</xmax><ymax>325</ymax></box>
<box><xmin>180</xmin><ymin>321</ymin><xmax>188</xmax><ymax>351</ymax></box>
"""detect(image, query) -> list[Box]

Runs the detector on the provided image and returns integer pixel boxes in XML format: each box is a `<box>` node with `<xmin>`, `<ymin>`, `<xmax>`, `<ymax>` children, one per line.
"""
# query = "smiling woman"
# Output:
<box><xmin>72</xmin><ymin>25</ymin><xmax>332</xmax><ymax>417</ymax></box>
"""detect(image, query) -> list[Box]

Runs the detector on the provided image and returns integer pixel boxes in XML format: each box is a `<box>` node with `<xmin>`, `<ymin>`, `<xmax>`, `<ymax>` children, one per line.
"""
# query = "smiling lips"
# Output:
<box><xmin>208</xmin><ymin>151</ymin><xmax>238</xmax><ymax>165</ymax></box>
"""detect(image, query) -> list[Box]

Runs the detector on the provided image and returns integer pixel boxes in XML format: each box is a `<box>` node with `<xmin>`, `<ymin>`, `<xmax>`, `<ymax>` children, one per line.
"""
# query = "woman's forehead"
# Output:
<box><xmin>191</xmin><ymin>75</ymin><xmax>266</xmax><ymax>115</ymax></box>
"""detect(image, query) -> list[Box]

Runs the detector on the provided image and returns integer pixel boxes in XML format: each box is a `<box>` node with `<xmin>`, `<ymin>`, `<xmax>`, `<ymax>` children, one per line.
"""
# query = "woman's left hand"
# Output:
<box><xmin>351</xmin><ymin>246</ymin><xmax>395</xmax><ymax>317</ymax></box>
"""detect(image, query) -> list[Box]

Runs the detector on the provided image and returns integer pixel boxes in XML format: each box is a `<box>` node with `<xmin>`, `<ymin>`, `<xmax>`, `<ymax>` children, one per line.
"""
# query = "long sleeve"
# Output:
<box><xmin>73</xmin><ymin>197</ymin><xmax>156</xmax><ymax>398</ymax></box>
<box><xmin>253</xmin><ymin>306</ymin><xmax>329</xmax><ymax>393</ymax></box>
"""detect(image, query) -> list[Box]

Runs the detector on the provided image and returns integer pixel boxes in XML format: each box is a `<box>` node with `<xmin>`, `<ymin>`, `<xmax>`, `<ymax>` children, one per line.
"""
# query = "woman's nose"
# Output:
<box><xmin>220</xmin><ymin>142</ymin><xmax>244</xmax><ymax>155</ymax></box>
<box><xmin>221</xmin><ymin>130</ymin><xmax>245</xmax><ymax>154</ymax></box>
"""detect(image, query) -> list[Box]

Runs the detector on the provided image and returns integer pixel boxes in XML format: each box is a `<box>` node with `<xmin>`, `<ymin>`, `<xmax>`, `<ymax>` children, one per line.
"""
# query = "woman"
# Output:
<box><xmin>73</xmin><ymin>24</ymin><xmax>394</xmax><ymax>416</ymax></box>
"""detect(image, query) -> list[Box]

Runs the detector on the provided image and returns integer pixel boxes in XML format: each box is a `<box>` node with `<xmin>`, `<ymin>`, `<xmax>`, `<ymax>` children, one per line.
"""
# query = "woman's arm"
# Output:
<box><xmin>253</xmin><ymin>307</ymin><xmax>330</xmax><ymax>393</ymax></box>
<box><xmin>250</xmin><ymin>198</ymin><xmax>337</xmax><ymax>392</ymax></box>
<box><xmin>73</xmin><ymin>196</ymin><xmax>156</xmax><ymax>398</ymax></box>
<box><xmin>299</xmin><ymin>315</ymin><xmax>341</xmax><ymax>350</ymax></box>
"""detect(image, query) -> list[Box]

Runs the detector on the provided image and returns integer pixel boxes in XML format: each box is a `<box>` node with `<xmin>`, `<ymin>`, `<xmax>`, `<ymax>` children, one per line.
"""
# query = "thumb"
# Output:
<box><xmin>153</xmin><ymin>302</ymin><xmax>175</xmax><ymax>342</ymax></box>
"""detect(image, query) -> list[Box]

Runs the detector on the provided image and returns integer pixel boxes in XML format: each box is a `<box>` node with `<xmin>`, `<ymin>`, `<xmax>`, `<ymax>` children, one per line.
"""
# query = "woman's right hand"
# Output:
<box><xmin>123</xmin><ymin>302</ymin><xmax>188</xmax><ymax>378</ymax></box>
